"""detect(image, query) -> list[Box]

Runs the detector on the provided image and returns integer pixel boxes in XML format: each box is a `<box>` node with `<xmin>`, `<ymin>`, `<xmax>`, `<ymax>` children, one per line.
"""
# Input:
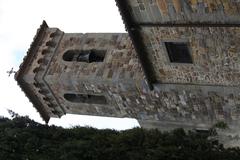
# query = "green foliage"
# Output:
<box><xmin>213</xmin><ymin>121</ymin><xmax>229</xmax><ymax>129</ymax></box>
<box><xmin>0</xmin><ymin>116</ymin><xmax>239</xmax><ymax>160</ymax></box>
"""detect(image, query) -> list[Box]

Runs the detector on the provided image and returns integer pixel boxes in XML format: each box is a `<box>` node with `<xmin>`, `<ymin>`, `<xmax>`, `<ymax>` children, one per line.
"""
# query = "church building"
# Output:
<box><xmin>15</xmin><ymin>0</ymin><xmax>240</xmax><ymax>146</ymax></box>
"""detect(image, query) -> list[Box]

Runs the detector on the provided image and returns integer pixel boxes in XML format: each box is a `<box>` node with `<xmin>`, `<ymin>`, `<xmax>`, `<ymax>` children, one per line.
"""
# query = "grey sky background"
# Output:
<box><xmin>0</xmin><ymin>0</ymin><xmax>139</xmax><ymax>129</ymax></box>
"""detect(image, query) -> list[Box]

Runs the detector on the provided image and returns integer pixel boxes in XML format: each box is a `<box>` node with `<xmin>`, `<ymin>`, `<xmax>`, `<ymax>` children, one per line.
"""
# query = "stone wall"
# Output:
<box><xmin>115</xmin><ymin>0</ymin><xmax>240</xmax><ymax>147</ymax></box>
<box><xmin>43</xmin><ymin>31</ymin><xmax>240</xmax><ymax>130</ymax></box>
<box><xmin>141</xmin><ymin>26</ymin><xmax>240</xmax><ymax>85</ymax></box>
<box><xmin>47</xmin><ymin>33</ymin><xmax>143</xmax><ymax>81</ymax></box>
<box><xmin>127</xmin><ymin>0</ymin><xmax>240</xmax><ymax>24</ymax></box>
<box><xmin>45</xmin><ymin>33</ymin><xmax>145</xmax><ymax>117</ymax></box>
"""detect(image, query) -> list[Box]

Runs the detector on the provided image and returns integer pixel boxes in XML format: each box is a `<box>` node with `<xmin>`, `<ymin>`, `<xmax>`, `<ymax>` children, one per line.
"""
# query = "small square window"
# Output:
<box><xmin>165</xmin><ymin>42</ymin><xmax>192</xmax><ymax>63</ymax></box>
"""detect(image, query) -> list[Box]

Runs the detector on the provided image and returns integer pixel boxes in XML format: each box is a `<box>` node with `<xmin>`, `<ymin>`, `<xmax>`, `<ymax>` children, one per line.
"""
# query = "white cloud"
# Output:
<box><xmin>0</xmin><ymin>0</ymin><xmax>139</xmax><ymax>129</ymax></box>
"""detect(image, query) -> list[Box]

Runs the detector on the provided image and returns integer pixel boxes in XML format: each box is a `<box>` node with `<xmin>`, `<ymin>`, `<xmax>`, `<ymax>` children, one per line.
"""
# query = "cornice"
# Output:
<box><xmin>15</xmin><ymin>21</ymin><xmax>50</xmax><ymax>123</ymax></box>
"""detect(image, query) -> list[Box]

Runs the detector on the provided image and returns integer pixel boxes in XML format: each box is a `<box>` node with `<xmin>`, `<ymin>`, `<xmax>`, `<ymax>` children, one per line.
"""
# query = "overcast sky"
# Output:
<box><xmin>0</xmin><ymin>0</ymin><xmax>139</xmax><ymax>129</ymax></box>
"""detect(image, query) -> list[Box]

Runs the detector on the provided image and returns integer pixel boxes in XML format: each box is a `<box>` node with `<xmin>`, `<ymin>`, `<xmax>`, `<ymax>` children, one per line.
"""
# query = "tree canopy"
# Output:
<box><xmin>0</xmin><ymin>115</ymin><xmax>240</xmax><ymax>160</ymax></box>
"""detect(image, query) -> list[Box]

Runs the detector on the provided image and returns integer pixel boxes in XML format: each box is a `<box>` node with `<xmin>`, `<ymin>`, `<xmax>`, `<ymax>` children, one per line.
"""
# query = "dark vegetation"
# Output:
<box><xmin>0</xmin><ymin>114</ymin><xmax>240</xmax><ymax>160</ymax></box>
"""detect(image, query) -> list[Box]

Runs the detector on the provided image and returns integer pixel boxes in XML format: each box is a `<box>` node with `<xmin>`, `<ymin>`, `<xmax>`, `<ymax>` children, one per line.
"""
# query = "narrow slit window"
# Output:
<box><xmin>195</xmin><ymin>128</ymin><xmax>210</xmax><ymax>134</ymax></box>
<box><xmin>63</xmin><ymin>50</ymin><xmax>105</xmax><ymax>63</ymax></box>
<box><xmin>64</xmin><ymin>93</ymin><xmax>107</xmax><ymax>105</ymax></box>
<box><xmin>165</xmin><ymin>42</ymin><xmax>192</xmax><ymax>63</ymax></box>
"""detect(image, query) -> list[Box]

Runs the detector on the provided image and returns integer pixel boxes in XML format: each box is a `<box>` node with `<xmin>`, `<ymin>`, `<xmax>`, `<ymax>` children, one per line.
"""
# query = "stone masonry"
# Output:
<box><xmin>15</xmin><ymin>0</ymin><xmax>240</xmax><ymax>146</ymax></box>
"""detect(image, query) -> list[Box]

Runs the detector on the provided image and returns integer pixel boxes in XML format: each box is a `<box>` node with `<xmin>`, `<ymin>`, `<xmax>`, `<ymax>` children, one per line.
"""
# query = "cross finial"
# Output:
<box><xmin>7</xmin><ymin>68</ymin><xmax>16</xmax><ymax>77</ymax></box>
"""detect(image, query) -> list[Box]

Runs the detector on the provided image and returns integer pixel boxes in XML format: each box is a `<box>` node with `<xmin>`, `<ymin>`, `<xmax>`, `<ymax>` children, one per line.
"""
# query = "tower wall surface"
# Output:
<box><xmin>141</xmin><ymin>26</ymin><xmax>240</xmax><ymax>85</ymax></box>
<box><xmin>45</xmin><ymin>33</ymin><xmax>144</xmax><ymax>118</ymax></box>
<box><xmin>126</xmin><ymin>0</ymin><xmax>240</xmax><ymax>24</ymax></box>
<box><xmin>115</xmin><ymin>0</ymin><xmax>240</xmax><ymax>146</ymax></box>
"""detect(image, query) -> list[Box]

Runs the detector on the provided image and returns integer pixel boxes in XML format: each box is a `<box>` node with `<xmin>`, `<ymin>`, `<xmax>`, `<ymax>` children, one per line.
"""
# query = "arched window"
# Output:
<box><xmin>63</xmin><ymin>50</ymin><xmax>105</xmax><ymax>63</ymax></box>
<box><xmin>64</xmin><ymin>93</ymin><xmax>107</xmax><ymax>105</ymax></box>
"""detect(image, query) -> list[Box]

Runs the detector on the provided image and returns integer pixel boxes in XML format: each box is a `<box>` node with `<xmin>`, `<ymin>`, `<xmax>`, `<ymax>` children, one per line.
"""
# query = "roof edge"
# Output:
<box><xmin>19</xmin><ymin>79</ymin><xmax>50</xmax><ymax>123</ymax></box>
<box><xmin>15</xmin><ymin>20</ymin><xmax>50</xmax><ymax>123</ymax></box>
<box><xmin>15</xmin><ymin>20</ymin><xmax>48</xmax><ymax>80</ymax></box>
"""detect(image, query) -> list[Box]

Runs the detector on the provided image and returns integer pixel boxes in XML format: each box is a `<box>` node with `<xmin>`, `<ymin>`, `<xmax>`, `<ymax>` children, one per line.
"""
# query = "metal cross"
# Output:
<box><xmin>7</xmin><ymin>68</ymin><xmax>16</xmax><ymax>77</ymax></box>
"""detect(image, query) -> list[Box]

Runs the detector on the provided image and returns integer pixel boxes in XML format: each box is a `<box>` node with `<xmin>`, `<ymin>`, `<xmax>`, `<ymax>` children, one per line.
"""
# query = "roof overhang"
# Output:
<box><xmin>15</xmin><ymin>21</ymin><xmax>50</xmax><ymax>123</ymax></box>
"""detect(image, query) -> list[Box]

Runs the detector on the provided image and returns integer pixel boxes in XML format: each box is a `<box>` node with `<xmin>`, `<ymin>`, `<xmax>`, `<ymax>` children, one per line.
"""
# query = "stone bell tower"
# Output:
<box><xmin>15</xmin><ymin>21</ymin><xmax>145</xmax><ymax>123</ymax></box>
